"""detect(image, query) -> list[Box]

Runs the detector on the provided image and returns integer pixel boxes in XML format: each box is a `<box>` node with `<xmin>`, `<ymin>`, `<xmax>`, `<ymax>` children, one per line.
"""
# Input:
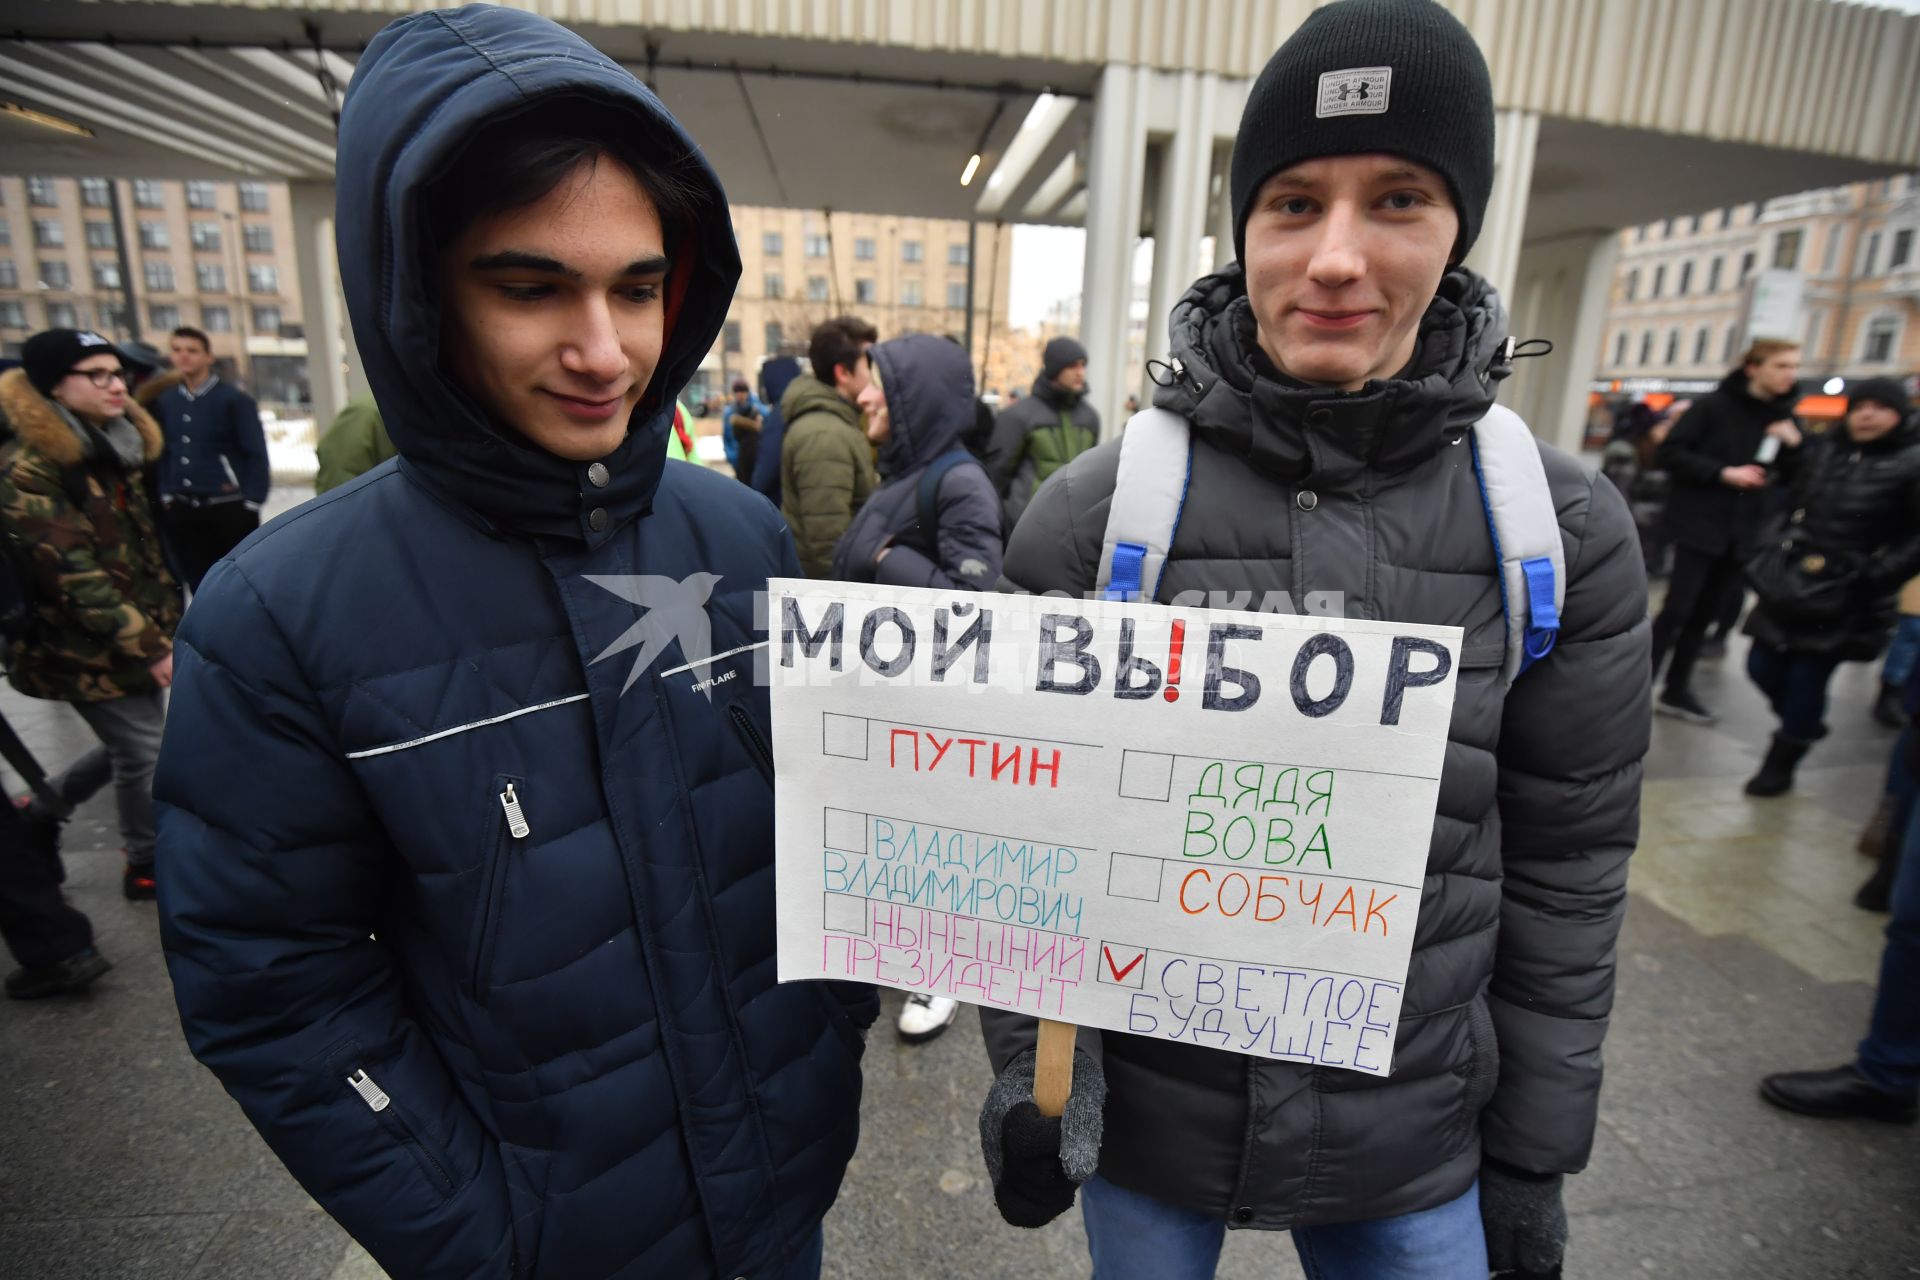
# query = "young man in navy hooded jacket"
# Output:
<box><xmin>153</xmin><ymin>8</ymin><xmax>874</xmax><ymax>1278</ymax></box>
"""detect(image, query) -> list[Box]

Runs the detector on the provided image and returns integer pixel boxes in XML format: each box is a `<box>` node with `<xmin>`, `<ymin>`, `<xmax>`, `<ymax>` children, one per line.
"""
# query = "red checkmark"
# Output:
<box><xmin>1103</xmin><ymin>946</ymin><xmax>1144</xmax><ymax>982</ymax></box>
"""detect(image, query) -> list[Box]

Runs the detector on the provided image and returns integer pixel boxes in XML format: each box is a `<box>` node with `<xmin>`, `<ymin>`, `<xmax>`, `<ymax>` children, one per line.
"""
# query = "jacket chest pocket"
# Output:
<box><xmin>468</xmin><ymin>773</ymin><xmax>528</xmax><ymax>1005</ymax></box>
<box><xmin>728</xmin><ymin>700</ymin><xmax>775</xmax><ymax>784</ymax></box>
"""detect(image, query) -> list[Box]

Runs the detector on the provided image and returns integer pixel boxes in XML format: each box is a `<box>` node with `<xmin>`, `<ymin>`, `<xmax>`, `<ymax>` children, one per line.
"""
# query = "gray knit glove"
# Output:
<box><xmin>978</xmin><ymin>1048</ymin><xmax>1106</xmax><ymax>1227</ymax></box>
<box><xmin>1480</xmin><ymin>1159</ymin><xmax>1567</xmax><ymax>1279</ymax></box>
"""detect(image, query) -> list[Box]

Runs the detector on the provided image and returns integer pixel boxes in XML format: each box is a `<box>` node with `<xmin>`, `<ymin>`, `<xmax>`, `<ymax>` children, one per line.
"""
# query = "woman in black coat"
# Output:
<box><xmin>1745</xmin><ymin>378</ymin><xmax>1920</xmax><ymax>795</ymax></box>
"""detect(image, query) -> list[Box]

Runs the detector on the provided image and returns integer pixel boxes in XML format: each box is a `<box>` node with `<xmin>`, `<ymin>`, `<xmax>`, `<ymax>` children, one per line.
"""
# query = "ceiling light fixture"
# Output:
<box><xmin>1</xmin><ymin>102</ymin><xmax>93</xmax><ymax>138</ymax></box>
<box><xmin>960</xmin><ymin>153</ymin><xmax>982</xmax><ymax>186</ymax></box>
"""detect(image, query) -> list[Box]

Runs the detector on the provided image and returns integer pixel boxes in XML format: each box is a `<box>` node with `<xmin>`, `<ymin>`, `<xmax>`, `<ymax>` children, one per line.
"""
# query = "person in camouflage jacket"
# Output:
<box><xmin>1</xmin><ymin>331</ymin><xmax>182</xmax><ymax>900</ymax></box>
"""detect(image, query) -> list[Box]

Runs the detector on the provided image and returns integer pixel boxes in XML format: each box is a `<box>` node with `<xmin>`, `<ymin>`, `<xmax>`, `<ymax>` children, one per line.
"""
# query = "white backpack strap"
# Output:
<box><xmin>1095</xmin><ymin>408</ymin><xmax>1194</xmax><ymax>602</ymax></box>
<box><xmin>1469</xmin><ymin>404</ymin><xmax>1566</xmax><ymax>685</ymax></box>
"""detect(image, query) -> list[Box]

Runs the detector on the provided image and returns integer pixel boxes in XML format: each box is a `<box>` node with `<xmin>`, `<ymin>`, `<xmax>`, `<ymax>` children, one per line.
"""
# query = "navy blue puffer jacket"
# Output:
<box><xmin>155</xmin><ymin>8</ymin><xmax>872</xmax><ymax>1278</ymax></box>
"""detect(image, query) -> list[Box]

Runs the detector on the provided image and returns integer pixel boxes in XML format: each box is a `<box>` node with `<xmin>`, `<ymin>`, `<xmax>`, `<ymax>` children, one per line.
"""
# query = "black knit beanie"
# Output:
<box><xmin>1043</xmin><ymin>336</ymin><xmax>1089</xmax><ymax>380</ymax></box>
<box><xmin>21</xmin><ymin>328</ymin><xmax>117</xmax><ymax>397</ymax></box>
<box><xmin>1230</xmin><ymin>0</ymin><xmax>1495</xmax><ymax>265</ymax></box>
<box><xmin>1848</xmin><ymin>377</ymin><xmax>1911</xmax><ymax>418</ymax></box>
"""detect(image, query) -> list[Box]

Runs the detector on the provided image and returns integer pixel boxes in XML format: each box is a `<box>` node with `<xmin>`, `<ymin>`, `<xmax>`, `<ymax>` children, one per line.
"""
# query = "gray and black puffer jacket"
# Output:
<box><xmin>982</xmin><ymin>264</ymin><xmax>1651</xmax><ymax>1229</ymax></box>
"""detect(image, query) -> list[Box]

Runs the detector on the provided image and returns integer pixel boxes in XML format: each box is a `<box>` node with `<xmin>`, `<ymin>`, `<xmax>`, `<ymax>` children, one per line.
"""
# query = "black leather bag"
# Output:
<box><xmin>1743</xmin><ymin>510</ymin><xmax>1859</xmax><ymax>621</ymax></box>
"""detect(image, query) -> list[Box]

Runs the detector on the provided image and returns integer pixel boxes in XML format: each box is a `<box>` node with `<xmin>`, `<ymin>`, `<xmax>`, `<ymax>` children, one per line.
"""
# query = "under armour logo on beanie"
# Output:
<box><xmin>1229</xmin><ymin>0</ymin><xmax>1494</xmax><ymax>265</ymax></box>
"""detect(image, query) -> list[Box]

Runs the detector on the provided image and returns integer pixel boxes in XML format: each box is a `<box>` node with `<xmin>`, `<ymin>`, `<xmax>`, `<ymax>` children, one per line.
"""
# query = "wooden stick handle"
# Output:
<box><xmin>1033</xmin><ymin>1018</ymin><xmax>1075</xmax><ymax>1118</ymax></box>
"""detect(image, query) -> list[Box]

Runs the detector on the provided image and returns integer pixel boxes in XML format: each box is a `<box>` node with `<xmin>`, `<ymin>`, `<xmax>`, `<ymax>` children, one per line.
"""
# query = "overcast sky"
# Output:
<box><xmin>1006</xmin><ymin>0</ymin><xmax>1920</xmax><ymax>329</ymax></box>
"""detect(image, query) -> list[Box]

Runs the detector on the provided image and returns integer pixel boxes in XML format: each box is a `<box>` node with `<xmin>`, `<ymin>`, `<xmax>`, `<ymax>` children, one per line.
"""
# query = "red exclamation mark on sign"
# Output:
<box><xmin>1164</xmin><ymin>620</ymin><xmax>1186</xmax><ymax>702</ymax></box>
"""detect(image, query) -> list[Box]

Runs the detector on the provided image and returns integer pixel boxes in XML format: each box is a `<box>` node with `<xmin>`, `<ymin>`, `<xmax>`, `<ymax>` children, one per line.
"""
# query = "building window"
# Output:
<box><xmin>196</xmin><ymin>263</ymin><xmax>227</xmax><ymax>292</ymax></box>
<box><xmin>762</xmin><ymin>231</ymin><xmax>783</xmax><ymax>256</ymax></box>
<box><xmin>806</xmin><ymin>275</ymin><xmax>829</xmax><ymax>302</ymax></box>
<box><xmin>39</xmin><ymin>261</ymin><xmax>71</xmax><ymax>290</ymax></box>
<box><xmin>1739</xmin><ymin>251</ymin><xmax>1756</xmax><ymax>285</ymax></box>
<box><xmin>252</xmin><ymin>304</ymin><xmax>282</xmax><ymax>333</ymax></box>
<box><xmin>1638</xmin><ymin>331</ymin><xmax>1653</xmax><ymax>365</ymax></box>
<box><xmin>0</xmin><ymin>300</ymin><xmax>25</xmax><ymax>328</ymax></box>
<box><xmin>247</xmin><ymin>264</ymin><xmax>278</xmax><ymax>294</ymax></box>
<box><xmin>185</xmin><ymin>181</ymin><xmax>217</xmax><ymax>210</ymax></box>
<box><xmin>1692</xmin><ymin>327</ymin><xmax>1710</xmax><ymax>364</ymax></box>
<box><xmin>32</xmin><ymin>218</ymin><xmax>64</xmax><ymax>248</ymax></box>
<box><xmin>1773</xmin><ymin>228</ymin><xmax>1802</xmax><ymax>270</ymax></box>
<box><xmin>902</xmin><ymin>240</ymin><xmax>923</xmax><ymax>264</ymax></box>
<box><xmin>1892</xmin><ymin>228</ymin><xmax>1914</xmax><ymax>271</ymax></box>
<box><xmin>855</xmin><ymin>237</ymin><xmax>875</xmax><ymax>261</ymax></box>
<box><xmin>946</xmin><ymin>282</ymin><xmax>967</xmax><ymax>310</ymax></box>
<box><xmin>1861</xmin><ymin>231</ymin><xmax>1882</xmax><ymax>277</ymax></box>
<box><xmin>26</xmin><ymin>176</ymin><xmax>58</xmax><ymax>207</ymax></box>
<box><xmin>1651</xmin><ymin>264</ymin><xmax>1665</xmax><ymax>298</ymax></box>
<box><xmin>764</xmin><ymin>272</ymin><xmax>784</xmax><ymax>300</ymax></box>
<box><xmin>1623</xmin><ymin>268</ymin><xmax>1638</xmax><ymax>301</ymax></box>
<box><xmin>148</xmin><ymin>303</ymin><xmax>180</xmax><ymax>331</ymax></box>
<box><xmin>1718</xmin><ymin>209</ymin><xmax>1730</xmax><ymax>230</ymax></box>
<box><xmin>78</xmin><ymin>178</ymin><xmax>111</xmax><ymax>208</ymax></box>
<box><xmin>1684</xmin><ymin>215</ymin><xmax>1698</xmax><ymax>236</ymax></box>
<box><xmin>804</xmin><ymin>234</ymin><xmax>830</xmax><ymax>258</ymax></box>
<box><xmin>1862</xmin><ymin>314</ymin><xmax>1900</xmax><ymax>364</ymax></box>
<box><xmin>1707</xmin><ymin>257</ymin><xmax>1723</xmax><ymax>293</ymax></box>
<box><xmin>96</xmin><ymin>302</ymin><xmax>129</xmax><ymax>333</ymax></box>
<box><xmin>764</xmin><ymin>321</ymin><xmax>783</xmax><ymax>353</ymax></box>
<box><xmin>1613</xmin><ymin>331</ymin><xmax>1628</xmax><ymax>366</ymax></box>
<box><xmin>191</xmin><ymin>221</ymin><xmax>221</xmax><ymax>252</ymax></box>
<box><xmin>243</xmin><ymin>224</ymin><xmax>273</xmax><ymax>254</ymax></box>
<box><xmin>201</xmin><ymin>304</ymin><xmax>232</xmax><ymax>333</ymax></box>
<box><xmin>133</xmin><ymin>179</ymin><xmax>164</xmax><ymax>209</ymax></box>
<box><xmin>1805</xmin><ymin>310</ymin><xmax>1825</xmax><ymax>356</ymax></box>
<box><xmin>45</xmin><ymin>301</ymin><xmax>79</xmax><ymax>328</ymax></box>
<box><xmin>238</xmin><ymin>182</ymin><xmax>270</xmax><ymax>212</ymax></box>
<box><xmin>1724</xmin><ymin>325</ymin><xmax>1740</xmax><ymax>362</ymax></box>
<box><xmin>948</xmin><ymin>243</ymin><xmax>970</xmax><ymax>267</ymax></box>
<box><xmin>1678</xmin><ymin>261</ymin><xmax>1693</xmax><ymax>296</ymax></box>
<box><xmin>722</xmin><ymin>320</ymin><xmax>741</xmax><ymax>354</ymax></box>
<box><xmin>0</xmin><ymin>260</ymin><xmax>14</xmax><ymax>288</ymax></box>
<box><xmin>92</xmin><ymin>261</ymin><xmax>121</xmax><ymax>290</ymax></box>
<box><xmin>0</xmin><ymin>221</ymin><xmax>9</xmax><ymax>247</ymax></box>
<box><xmin>854</xmin><ymin>278</ymin><xmax>875</xmax><ymax>304</ymax></box>
<box><xmin>902</xmin><ymin>279</ymin><xmax>923</xmax><ymax>307</ymax></box>
<box><xmin>1663</xmin><ymin>330</ymin><xmax>1680</xmax><ymax>365</ymax></box>
<box><xmin>138</xmin><ymin>221</ymin><xmax>169</xmax><ymax>249</ymax></box>
<box><xmin>145</xmin><ymin>260</ymin><xmax>175</xmax><ymax>291</ymax></box>
<box><xmin>85</xmin><ymin>221</ymin><xmax>115</xmax><ymax>249</ymax></box>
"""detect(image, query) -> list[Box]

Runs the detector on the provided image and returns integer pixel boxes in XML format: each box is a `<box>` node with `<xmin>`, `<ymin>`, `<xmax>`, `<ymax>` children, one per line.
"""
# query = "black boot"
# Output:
<box><xmin>1873</xmin><ymin>683</ymin><xmax>1907</xmax><ymax>729</ymax></box>
<box><xmin>1858</xmin><ymin>793</ymin><xmax>1896</xmax><ymax>859</ymax></box>
<box><xmin>1745</xmin><ymin>733</ymin><xmax>1812</xmax><ymax>797</ymax></box>
<box><xmin>1857</xmin><ymin>847</ymin><xmax>1898</xmax><ymax>911</ymax></box>
<box><xmin>1760</xmin><ymin>1065</ymin><xmax>1918</xmax><ymax>1123</ymax></box>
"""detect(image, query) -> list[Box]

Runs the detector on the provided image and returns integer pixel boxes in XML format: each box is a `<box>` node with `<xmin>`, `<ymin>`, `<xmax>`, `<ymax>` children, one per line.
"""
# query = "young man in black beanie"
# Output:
<box><xmin>974</xmin><ymin>2</ymin><xmax>1650</xmax><ymax>1277</ymax></box>
<box><xmin>986</xmin><ymin>333</ymin><xmax>1100</xmax><ymax>526</ymax></box>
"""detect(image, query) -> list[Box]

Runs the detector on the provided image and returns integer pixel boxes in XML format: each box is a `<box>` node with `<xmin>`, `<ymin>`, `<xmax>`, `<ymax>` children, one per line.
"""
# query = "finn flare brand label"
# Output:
<box><xmin>1316</xmin><ymin>66</ymin><xmax>1392</xmax><ymax>118</ymax></box>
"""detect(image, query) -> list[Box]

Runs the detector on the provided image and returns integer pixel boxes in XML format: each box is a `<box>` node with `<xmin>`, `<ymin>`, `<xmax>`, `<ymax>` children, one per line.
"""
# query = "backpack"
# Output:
<box><xmin>915</xmin><ymin>448</ymin><xmax>988</xmax><ymax>550</ymax></box>
<box><xmin>1094</xmin><ymin>404</ymin><xmax>1564</xmax><ymax>685</ymax></box>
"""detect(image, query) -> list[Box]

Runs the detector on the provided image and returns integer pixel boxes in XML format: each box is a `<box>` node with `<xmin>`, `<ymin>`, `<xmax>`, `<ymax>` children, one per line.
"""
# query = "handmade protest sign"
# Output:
<box><xmin>771</xmin><ymin>580</ymin><xmax>1460</xmax><ymax>1078</ymax></box>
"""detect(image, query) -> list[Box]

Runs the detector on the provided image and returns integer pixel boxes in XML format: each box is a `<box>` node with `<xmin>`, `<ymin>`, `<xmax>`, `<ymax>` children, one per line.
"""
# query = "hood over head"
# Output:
<box><xmin>1153</xmin><ymin>261</ymin><xmax>1509</xmax><ymax>486</ymax></box>
<box><xmin>759</xmin><ymin>355</ymin><xmax>804</xmax><ymax>412</ymax></box>
<box><xmin>335</xmin><ymin>4</ymin><xmax>740</xmax><ymax>547</ymax></box>
<box><xmin>869</xmin><ymin>335</ymin><xmax>975</xmax><ymax>477</ymax></box>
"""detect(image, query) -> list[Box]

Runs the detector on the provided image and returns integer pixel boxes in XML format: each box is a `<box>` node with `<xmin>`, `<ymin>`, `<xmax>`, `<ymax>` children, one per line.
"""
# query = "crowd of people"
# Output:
<box><xmin>0</xmin><ymin>0</ymin><xmax>1913</xmax><ymax>1277</ymax></box>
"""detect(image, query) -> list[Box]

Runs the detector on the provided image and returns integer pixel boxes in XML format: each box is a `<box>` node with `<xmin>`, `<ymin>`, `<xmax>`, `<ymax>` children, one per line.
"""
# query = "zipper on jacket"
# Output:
<box><xmin>729</xmin><ymin>703</ymin><xmax>776</xmax><ymax>783</ymax></box>
<box><xmin>344</xmin><ymin>1066</ymin><xmax>456</xmax><ymax>1198</ymax></box>
<box><xmin>499</xmin><ymin>782</ymin><xmax>530</xmax><ymax>839</ymax></box>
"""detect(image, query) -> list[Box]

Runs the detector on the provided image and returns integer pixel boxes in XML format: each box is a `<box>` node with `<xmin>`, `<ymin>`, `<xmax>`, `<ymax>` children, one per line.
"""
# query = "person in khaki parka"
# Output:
<box><xmin>0</xmin><ymin>331</ymin><xmax>182</xmax><ymax>902</ymax></box>
<box><xmin>779</xmin><ymin>316</ymin><xmax>879</xmax><ymax>577</ymax></box>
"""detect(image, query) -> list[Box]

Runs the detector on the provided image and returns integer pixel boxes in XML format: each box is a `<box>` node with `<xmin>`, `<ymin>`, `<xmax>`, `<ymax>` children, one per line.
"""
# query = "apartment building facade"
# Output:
<box><xmin>1596</xmin><ymin>175</ymin><xmax>1919</xmax><ymax>389</ymax></box>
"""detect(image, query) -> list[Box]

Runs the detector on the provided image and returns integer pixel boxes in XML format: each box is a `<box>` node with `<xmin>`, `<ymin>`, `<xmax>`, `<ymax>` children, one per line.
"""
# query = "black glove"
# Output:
<box><xmin>1480</xmin><ymin>1157</ymin><xmax>1568</xmax><ymax>1279</ymax></box>
<box><xmin>978</xmin><ymin>1047</ymin><xmax>1106</xmax><ymax>1227</ymax></box>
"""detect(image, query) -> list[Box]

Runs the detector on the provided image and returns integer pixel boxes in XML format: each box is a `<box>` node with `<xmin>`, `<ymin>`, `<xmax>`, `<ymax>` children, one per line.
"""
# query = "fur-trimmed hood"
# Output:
<box><xmin>135</xmin><ymin>368</ymin><xmax>183</xmax><ymax>408</ymax></box>
<box><xmin>0</xmin><ymin>366</ymin><xmax>165</xmax><ymax>468</ymax></box>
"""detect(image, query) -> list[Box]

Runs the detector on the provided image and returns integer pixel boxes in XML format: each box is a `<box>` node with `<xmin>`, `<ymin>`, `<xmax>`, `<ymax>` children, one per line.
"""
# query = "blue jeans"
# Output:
<box><xmin>1858</xmin><ymin>767</ymin><xmax>1920</xmax><ymax>1097</ymax></box>
<box><xmin>1080</xmin><ymin>1175</ymin><xmax>1486</xmax><ymax>1280</ymax></box>
<box><xmin>1746</xmin><ymin>642</ymin><xmax>1839</xmax><ymax>741</ymax></box>
<box><xmin>1882</xmin><ymin>615</ymin><xmax>1920</xmax><ymax>688</ymax></box>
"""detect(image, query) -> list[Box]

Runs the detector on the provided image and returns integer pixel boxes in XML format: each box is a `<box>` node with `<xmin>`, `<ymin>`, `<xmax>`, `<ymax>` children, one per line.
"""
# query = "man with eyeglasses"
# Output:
<box><xmin>1</xmin><ymin>329</ymin><xmax>181</xmax><ymax>905</ymax></box>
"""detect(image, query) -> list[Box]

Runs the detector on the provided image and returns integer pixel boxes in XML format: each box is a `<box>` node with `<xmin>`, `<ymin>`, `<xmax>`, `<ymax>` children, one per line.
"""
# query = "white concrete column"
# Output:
<box><xmin>1144</xmin><ymin>71</ymin><xmax>1217</xmax><ymax>400</ymax></box>
<box><xmin>1463</xmin><ymin>108</ymin><xmax>1540</xmax><ymax>301</ymax></box>
<box><xmin>288</xmin><ymin>180</ymin><xmax>359</xmax><ymax>434</ymax></box>
<box><xmin>1210</xmin><ymin>142</ymin><xmax>1237</xmax><ymax>270</ymax></box>
<box><xmin>1080</xmin><ymin>63</ymin><xmax>1149</xmax><ymax>439</ymax></box>
<box><xmin>1502</xmin><ymin>231</ymin><xmax>1620</xmax><ymax>453</ymax></box>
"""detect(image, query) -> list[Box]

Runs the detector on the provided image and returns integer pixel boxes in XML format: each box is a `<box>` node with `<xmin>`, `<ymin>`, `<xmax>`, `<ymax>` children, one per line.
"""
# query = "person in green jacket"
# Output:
<box><xmin>313</xmin><ymin>394</ymin><xmax>397</xmax><ymax>494</ymax></box>
<box><xmin>779</xmin><ymin>316</ymin><xmax>879</xmax><ymax>577</ymax></box>
<box><xmin>985</xmin><ymin>336</ymin><xmax>1101</xmax><ymax>529</ymax></box>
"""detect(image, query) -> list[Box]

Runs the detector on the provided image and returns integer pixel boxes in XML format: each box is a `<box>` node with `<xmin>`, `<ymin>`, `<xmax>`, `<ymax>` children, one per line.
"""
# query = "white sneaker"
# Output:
<box><xmin>896</xmin><ymin>993</ymin><xmax>960</xmax><ymax>1044</ymax></box>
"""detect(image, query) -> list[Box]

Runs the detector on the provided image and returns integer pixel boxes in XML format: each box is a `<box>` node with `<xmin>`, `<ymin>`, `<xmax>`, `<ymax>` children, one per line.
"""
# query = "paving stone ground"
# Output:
<box><xmin>2</xmin><ymin>487</ymin><xmax>1916</xmax><ymax>1278</ymax></box>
